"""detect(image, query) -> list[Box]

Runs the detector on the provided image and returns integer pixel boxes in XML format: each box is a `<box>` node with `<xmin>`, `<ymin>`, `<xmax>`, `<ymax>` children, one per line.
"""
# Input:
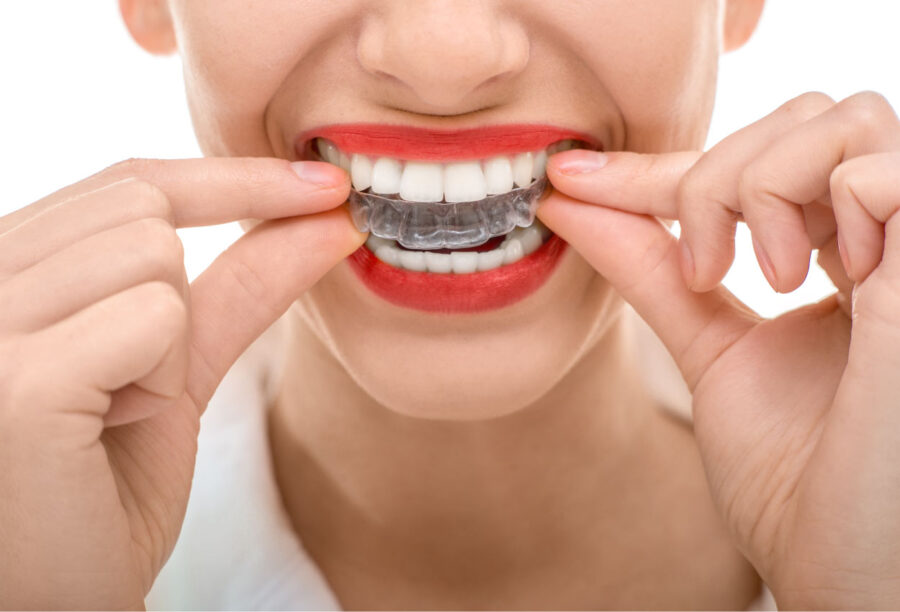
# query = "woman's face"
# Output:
<box><xmin>150</xmin><ymin>0</ymin><xmax>739</xmax><ymax>420</ymax></box>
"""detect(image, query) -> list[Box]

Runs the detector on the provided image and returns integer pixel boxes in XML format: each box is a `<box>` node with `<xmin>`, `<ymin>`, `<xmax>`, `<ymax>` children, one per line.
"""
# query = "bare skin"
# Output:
<box><xmin>3</xmin><ymin>0</ymin><xmax>900</xmax><ymax>609</ymax></box>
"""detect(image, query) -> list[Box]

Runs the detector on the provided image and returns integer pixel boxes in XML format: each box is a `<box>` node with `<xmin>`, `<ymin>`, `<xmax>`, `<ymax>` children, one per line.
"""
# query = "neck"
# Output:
<box><xmin>267</xmin><ymin>306</ymin><xmax>660</xmax><ymax>576</ymax></box>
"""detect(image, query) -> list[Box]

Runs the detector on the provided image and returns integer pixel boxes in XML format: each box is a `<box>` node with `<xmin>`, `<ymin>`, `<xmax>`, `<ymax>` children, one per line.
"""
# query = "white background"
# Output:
<box><xmin>2</xmin><ymin>1</ymin><xmax>899</xmax><ymax>317</ymax></box>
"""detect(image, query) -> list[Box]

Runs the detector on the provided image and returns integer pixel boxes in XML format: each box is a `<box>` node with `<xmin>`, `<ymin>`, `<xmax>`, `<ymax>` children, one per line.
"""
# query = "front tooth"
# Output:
<box><xmin>477</xmin><ymin>248</ymin><xmax>505</xmax><ymax>272</ymax></box>
<box><xmin>483</xmin><ymin>157</ymin><xmax>514</xmax><ymax>195</ymax></box>
<box><xmin>400</xmin><ymin>162</ymin><xmax>443</xmax><ymax>202</ymax></box>
<box><xmin>503</xmin><ymin>238</ymin><xmax>525</xmax><ymax>264</ymax></box>
<box><xmin>519</xmin><ymin>226</ymin><xmax>543</xmax><ymax>255</ymax></box>
<box><xmin>532</xmin><ymin>150</ymin><xmax>548</xmax><ymax>179</ymax></box>
<box><xmin>366</xmin><ymin>234</ymin><xmax>392</xmax><ymax>250</ymax></box>
<box><xmin>398</xmin><ymin>249</ymin><xmax>427</xmax><ymax>272</ymax></box>
<box><xmin>351</xmin><ymin>154</ymin><xmax>373</xmax><ymax>191</ymax></box>
<box><xmin>512</xmin><ymin>152</ymin><xmax>533</xmax><ymax>188</ymax></box>
<box><xmin>450</xmin><ymin>251</ymin><xmax>479</xmax><ymax>274</ymax></box>
<box><xmin>443</xmin><ymin>162</ymin><xmax>487</xmax><ymax>203</ymax></box>
<box><xmin>318</xmin><ymin>138</ymin><xmax>340</xmax><ymax>165</ymax></box>
<box><xmin>425</xmin><ymin>251</ymin><xmax>452</xmax><ymax>273</ymax></box>
<box><xmin>371</xmin><ymin>157</ymin><xmax>403</xmax><ymax>195</ymax></box>
<box><xmin>374</xmin><ymin>245</ymin><xmax>400</xmax><ymax>267</ymax></box>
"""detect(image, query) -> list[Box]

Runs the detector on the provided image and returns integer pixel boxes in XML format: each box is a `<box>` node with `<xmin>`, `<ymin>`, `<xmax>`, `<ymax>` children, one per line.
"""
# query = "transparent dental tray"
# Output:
<box><xmin>348</xmin><ymin>175</ymin><xmax>549</xmax><ymax>250</ymax></box>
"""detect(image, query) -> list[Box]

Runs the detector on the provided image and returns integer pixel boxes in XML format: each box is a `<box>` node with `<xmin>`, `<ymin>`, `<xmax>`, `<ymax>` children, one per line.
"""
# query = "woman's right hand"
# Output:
<box><xmin>0</xmin><ymin>158</ymin><xmax>363</xmax><ymax>609</ymax></box>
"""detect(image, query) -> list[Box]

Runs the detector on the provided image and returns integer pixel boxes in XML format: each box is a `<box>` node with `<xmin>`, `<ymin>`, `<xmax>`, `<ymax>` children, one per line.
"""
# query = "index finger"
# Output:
<box><xmin>546</xmin><ymin>149</ymin><xmax>700</xmax><ymax>219</ymax></box>
<box><xmin>104</xmin><ymin>157</ymin><xmax>351</xmax><ymax>228</ymax></box>
<box><xmin>4</xmin><ymin>157</ymin><xmax>349</xmax><ymax>233</ymax></box>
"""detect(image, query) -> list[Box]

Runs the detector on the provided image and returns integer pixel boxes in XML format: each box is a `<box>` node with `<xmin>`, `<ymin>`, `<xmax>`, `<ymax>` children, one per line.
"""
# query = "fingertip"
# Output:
<box><xmin>547</xmin><ymin>150</ymin><xmax>610</xmax><ymax>177</ymax></box>
<box><xmin>290</xmin><ymin>160</ymin><xmax>349</xmax><ymax>188</ymax></box>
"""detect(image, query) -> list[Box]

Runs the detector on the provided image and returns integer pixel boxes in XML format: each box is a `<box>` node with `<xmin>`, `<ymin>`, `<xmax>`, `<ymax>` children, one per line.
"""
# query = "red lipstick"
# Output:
<box><xmin>347</xmin><ymin>235</ymin><xmax>568</xmax><ymax>313</ymax></box>
<box><xmin>295</xmin><ymin>123</ymin><xmax>599</xmax><ymax>161</ymax></box>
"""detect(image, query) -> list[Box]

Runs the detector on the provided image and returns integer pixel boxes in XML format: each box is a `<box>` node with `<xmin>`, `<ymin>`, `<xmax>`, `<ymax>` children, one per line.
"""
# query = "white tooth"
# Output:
<box><xmin>477</xmin><ymin>248</ymin><xmax>506</xmax><ymax>272</ymax></box>
<box><xmin>371</xmin><ymin>157</ymin><xmax>403</xmax><ymax>195</ymax></box>
<box><xmin>366</xmin><ymin>234</ymin><xmax>392</xmax><ymax>250</ymax></box>
<box><xmin>375</xmin><ymin>245</ymin><xmax>400</xmax><ymax>267</ymax></box>
<box><xmin>398</xmin><ymin>249</ymin><xmax>427</xmax><ymax>272</ymax></box>
<box><xmin>512</xmin><ymin>152</ymin><xmax>534</xmax><ymax>188</ymax></box>
<box><xmin>450</xmin><ymin>251</ymin><xmax>479</xmax><ymax>274</ymax></box>
<box><xmin>483</xmin><ymin>157</ymin><xmax>514</xmax><ymax>195</ymax></box>
<box><xmin>532</xmin><ymin>150</ymin><xmax>548</xmax><ymax>179</ymax></box>
<box><xmin>425</xmin><ymin>251</ymin><xmax>452</xmax><ymax>273</ymax></box>
<box><xmin>443</xmin><ymin>161</ymin><xmax>487</xmax><ymax>202</ymax></box>
<box><xmin>318</xmin><ymin>138</ymin><xmax>340</xmax><ymax>165</ymax></box>
<box><xmin>519</xmin><ymin>227</ymin><xmax>543</xmax><ymax>255</ymax></box>
<box><xmin>534</xmin><ymin>218</ymin><xmax>552</xmax><ymax>240</ymax></box>
<box><xmin>351</xmin><ymin>154</ymin><xmax>373</xmax><ymax>191</ymax></box>
<box><xmin>400</xmin><ymin>162</ymin><xmax>443</xmax><ymax>202</ymax></box>
<box><xmin>503</xmin><ymin>238</ymin><xmax>525</xmax><ymax>264</ymax></box>
<box><xmin>338</xmin><ymin>152</ymin><xmax>351</xmax><ymax>173</ymax></box>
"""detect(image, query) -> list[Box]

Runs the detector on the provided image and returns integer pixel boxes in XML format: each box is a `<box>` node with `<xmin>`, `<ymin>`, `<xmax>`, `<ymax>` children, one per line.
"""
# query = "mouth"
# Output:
<box><xmin>295</xmin><ymin>124</ymin><xmax>600</xmax><ymax>313</ymax></box>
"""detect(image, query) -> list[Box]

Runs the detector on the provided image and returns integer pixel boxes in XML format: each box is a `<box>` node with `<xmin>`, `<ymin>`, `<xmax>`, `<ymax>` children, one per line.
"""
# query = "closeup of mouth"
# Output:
<box><xmin>295</xmin><ymin>124</ymin><xmax>600</xmax><ymax>312</ymax></box>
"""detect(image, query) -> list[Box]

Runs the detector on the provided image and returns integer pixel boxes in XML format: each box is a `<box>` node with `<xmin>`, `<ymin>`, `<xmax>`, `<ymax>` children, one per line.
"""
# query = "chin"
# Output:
<box><xmin>292</xmin><ymin>245</ymin><xmax>621</xmax><ymax>422</ymax></box>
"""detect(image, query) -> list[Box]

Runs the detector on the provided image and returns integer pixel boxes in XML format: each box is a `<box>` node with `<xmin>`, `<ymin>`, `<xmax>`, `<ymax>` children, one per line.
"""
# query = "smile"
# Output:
<box><xmin>295</xmin><ymin>124</ymin><xmax>599</xmax><ymax>312</ymax></box>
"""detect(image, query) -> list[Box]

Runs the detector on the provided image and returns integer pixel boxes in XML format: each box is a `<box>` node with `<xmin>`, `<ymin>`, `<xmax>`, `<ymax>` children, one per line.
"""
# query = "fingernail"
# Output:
<box><xmin>555</xmin><ymin>151</ymin><xmax>609</xmax><ymax>175</ymax></box>
<box><xmin>679</xmin><ymin>239</ymin><xmax>695</xmax><ymax>289</ymax></box>
<box><xmin>837</xmin><ymin>232</ymin><xmax>852</xmax><ymax>279</ymax></box>
<box><xmin>290</xmin><ymin>161</ymin><xmax>345</xmax><ymax>186</ymax></box>
<box><xmin>752</xmin><ymin>236</ymin><xmax>779</xmax><ymax>291</ymax></box>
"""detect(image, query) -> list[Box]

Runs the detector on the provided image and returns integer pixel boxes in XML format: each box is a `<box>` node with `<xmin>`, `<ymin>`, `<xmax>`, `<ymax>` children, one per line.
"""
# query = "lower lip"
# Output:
<box><xmin>347</xmin><ymin>235</ymin><xmax>568</xmax><ymax>313</ymax></box>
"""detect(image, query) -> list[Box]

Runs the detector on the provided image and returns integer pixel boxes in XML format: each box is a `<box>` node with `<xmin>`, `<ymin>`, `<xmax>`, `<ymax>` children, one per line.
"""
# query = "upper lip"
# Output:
<box><xmin>294</xmin><ymin>123</ymin><xmax>602</xmax><ymax>162</ymax></box>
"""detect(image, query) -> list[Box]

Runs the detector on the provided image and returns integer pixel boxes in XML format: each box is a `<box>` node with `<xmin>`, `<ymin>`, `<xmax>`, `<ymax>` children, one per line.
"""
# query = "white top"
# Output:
<box><xmin>145</xmin><ymin>307</ymin><xmax>776</xmax><ymax>610</ymax></box>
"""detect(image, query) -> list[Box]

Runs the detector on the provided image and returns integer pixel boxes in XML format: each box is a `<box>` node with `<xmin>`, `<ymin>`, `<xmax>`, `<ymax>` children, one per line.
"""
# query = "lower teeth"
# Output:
<box><xmin>365</xmin><ymin>220</ymin><xmax>553</xmax><ymax>274</ymax></box>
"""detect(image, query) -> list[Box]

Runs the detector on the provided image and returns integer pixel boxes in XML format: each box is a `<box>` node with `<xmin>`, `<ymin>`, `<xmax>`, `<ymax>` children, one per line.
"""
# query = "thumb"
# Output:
<box><xmin>185</xmin><ymin>206</ymin><xmax>366</xmax><ymax>407</ymax></box>
<box><xmin>536</xmin><ymin>191</ymin><xmax>759</xmax><ymax>391</ymax></box>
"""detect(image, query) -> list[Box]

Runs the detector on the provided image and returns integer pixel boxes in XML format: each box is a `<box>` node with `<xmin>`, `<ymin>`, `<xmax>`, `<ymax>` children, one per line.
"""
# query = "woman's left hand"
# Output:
<box><xmin>538</xmin><ymin>91</ymin><xmax>900</xmax><ymax>610</ymax></box>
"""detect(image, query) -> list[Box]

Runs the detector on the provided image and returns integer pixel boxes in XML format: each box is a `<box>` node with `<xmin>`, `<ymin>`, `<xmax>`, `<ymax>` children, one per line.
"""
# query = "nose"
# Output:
<box><xmin>357</xmin><ymin>0</ymin><xmax>529</xmax><ymax>111</ymax></box>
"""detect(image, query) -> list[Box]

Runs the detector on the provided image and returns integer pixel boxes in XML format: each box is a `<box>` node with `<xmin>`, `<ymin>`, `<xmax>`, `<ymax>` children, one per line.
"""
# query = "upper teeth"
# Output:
<box><xmin>316</xmin><ymin>138</ymin><xmax>577</xmax><ymax>203</ymax></box>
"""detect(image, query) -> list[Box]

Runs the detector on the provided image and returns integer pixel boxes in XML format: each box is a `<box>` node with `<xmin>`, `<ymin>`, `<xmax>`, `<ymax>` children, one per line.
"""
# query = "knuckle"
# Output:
<box><xmin>783</xmin><ymin>91</ymin><xmax>835</xmax><ymax>121</ymax></box>
<box><xmin>135</xmin><ymin>218</ymin><xmax>184</xmax><ymax>278</ymax></box>
<box><xmin>104</xmin><ymin>157</ymin><xmax>155</xmax><ymax>180</ymax></box>
<box><xmin>112</xmin><ymin>177</ymin><xmax>175</xmax><ymax>225</ymax></box>
<box><xmin>839</xmin><ymin>91</ymin><xmax>897</xmax><ymax>130</ymax></box>
<box><xmin>139</xmin><ymin>281</ymin><xmax>188</xmax><ymax>335</ymax></box>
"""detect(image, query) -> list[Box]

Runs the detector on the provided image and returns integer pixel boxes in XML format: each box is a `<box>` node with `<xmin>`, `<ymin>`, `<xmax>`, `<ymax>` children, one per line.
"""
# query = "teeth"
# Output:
<box><xmin>400</xmin><ymin>162</ymin><xmax>444</xmax><ymax>203</ymax></box>
<box><xmin>363</xmin><ymin>219</ymin><xmax>554</xmax><ymax>274</ymax></box>
<box><xmin>316</xmin><ymin>137</ymin><xmax>586</xmax><ymax>202</ymax></box>
<box><xmin>503</xmin><ymin>238</ymin><xmax>525</xmax><ymax>264</ymax></box>
<box><xmin>532</xmin><ymin>150</ymin><xmax>548</xmax><ymax>179</ymax></box>
<box><xmin>512</xmin><ymin>152</ymin><xmax>534</xmax><ymax>188</ymax></box>
<box><xmin>483</xmin><ymin>156</ymin><xmax>514</xmax><ymax>195</ymax></box>
<box><xmin>398</xmin><ymin>249</ymin><xmax>427</xmax><ymax>272</ymax></box>
<box><xmin>371</xmin><ymin>157</ymin><xmax>403</xmax><ymax>195</ymax></box>
<box><xmin>443</xmin><ymin>161</ymin><xmax>487</xmax><ymax>203</ymax></box>
<box><xmin>350</xmin><ymin>154</ymin><xmax>373</xmax><ymax>191</ymax></box>
<box><xmin>450</xmin><ymin>251</ymin><xmax>479</xmax><ymax>274</ymax></box>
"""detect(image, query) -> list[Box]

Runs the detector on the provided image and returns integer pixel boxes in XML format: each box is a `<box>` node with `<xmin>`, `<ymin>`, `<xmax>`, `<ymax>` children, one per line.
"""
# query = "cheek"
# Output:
<box><xmin>169</xmin><ymin>0</ymin><xmax>344</xmax><ymax>156</ymax></box>
<box><xmin>555</xmin><ymin>0</ymin><xmax>721</xmax><ymax>151</ymax></box>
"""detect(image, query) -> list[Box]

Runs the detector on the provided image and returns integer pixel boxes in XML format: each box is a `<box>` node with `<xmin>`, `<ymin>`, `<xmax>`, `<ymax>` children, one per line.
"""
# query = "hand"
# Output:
<box><xmin>0</xmin><ymin>158</ymin><xmax>364</xmax><ymax>609</ymax></box>
<box><xmin>538</xmin><ymin>91</ymin><xmax>900</xmax><ymax>609</ymax></box>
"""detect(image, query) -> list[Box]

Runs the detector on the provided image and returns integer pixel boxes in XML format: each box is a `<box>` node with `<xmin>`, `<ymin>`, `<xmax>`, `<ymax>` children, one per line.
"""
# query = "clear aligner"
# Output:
<box><xmin>348</xmin><ymin>175</ymin><xmax>549</xmax><ymax>250</ymax></box>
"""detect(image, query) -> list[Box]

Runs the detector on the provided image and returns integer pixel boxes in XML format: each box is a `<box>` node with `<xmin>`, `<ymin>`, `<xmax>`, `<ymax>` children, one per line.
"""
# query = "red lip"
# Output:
<box><xmin>347</xmin><ymin>235</ymin><xmax>568</xmax><ymax>313</ymax></box>
<box><xmin>295</xmin><ymin>124</ymin><xmax>600</xmax><ymax>161</ymax></box>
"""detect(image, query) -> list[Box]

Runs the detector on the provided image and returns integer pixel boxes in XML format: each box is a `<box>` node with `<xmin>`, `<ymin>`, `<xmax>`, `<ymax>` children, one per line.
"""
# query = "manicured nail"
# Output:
<box><xmin>555</xmin><ymin>151</ymin><xmax>609</xmax><ymax>175</ymax></box>
<box><xmin>752</xmin><ymin>236</ymin><xmax>779</xmax><ymax>291</ymax></box>
<box><xmin>290</xmin><ymin>160</ymin><xmax>345</xmax><ymax>186</ymax></box>
<box><xmin>679</xmin><ymin>239</ymin><xmax>695</xmax><ymax>289</ymax></box>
